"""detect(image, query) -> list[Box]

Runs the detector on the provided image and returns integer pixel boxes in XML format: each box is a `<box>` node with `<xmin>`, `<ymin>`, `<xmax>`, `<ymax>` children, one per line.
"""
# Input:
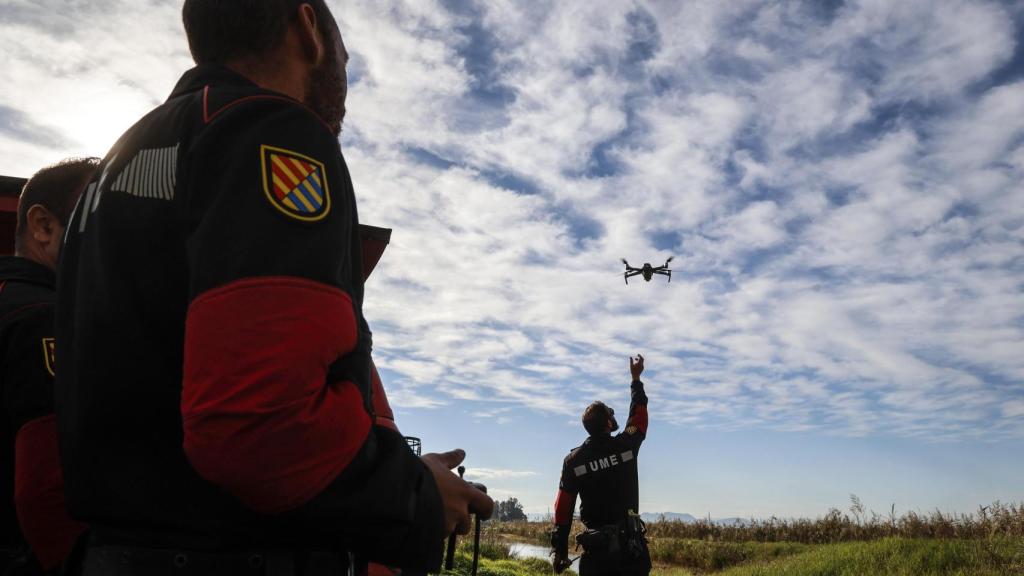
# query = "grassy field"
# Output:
<box><xmin>443</xmin><ymin>503</ymin><xmax>1024</xmax><ymax>576</ymax></box>
<box><xmin>444</xmin><ymin>537</ymin><xmax>1024</xmax><ymax>576</ymax></box>
<box><xmin>496</xmin><ymin>500</ymin><xmax>1024</xmax><ymax>544</ymax></box>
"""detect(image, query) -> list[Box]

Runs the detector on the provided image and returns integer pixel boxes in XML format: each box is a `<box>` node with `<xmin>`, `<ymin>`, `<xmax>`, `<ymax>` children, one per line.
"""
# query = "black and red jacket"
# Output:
<box><xmin>56</xmin><ymin>64</ymin><xmax>443</xmax><ymax>568</ymax></box>
<box><xmin>552</xmin><ymin>379</ymin><xmax>649</xmax><ymax>556</ymax></box>
<box><xmin>0</xmin><ymin>256</ymin><xmax>85</xmax><ymax>571</ymax></box>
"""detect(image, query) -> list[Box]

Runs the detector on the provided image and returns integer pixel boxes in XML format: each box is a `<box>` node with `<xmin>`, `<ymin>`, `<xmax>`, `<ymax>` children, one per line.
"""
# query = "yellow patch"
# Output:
<box><xmin>625</xmin><ymin>425</ymin><xmax>638</xmax><ymax>435</ymax></box>
<box><xmin>42</xmin><ymin>337</ymin><xmax>56</xmax><ymax>377</ymax></box>
<box><xmin>260</xmin><ymin>145</ymin><xmax>331</xmax><ymax>222</ymax></box>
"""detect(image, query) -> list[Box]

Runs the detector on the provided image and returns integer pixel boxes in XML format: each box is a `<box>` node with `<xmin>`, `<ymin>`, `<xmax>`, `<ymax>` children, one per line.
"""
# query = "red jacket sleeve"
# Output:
<box><xmin>182</xmin><ymin>277</ymin><xmax>370</xmax><ymax>513</ymax></box>
<box><xmin>370</xmin><ymin>358</ymin><xmax>399</xmax><ymax>433</ymax></box>
<box><xmin>14</xmin><ymin>415</ymin><xmax>86</xmax><ymax>571</ymax></box>
<box><xmin>180</xmin><ymin>99</ymin><xmax>444</xmax><ymax>569</ymax></box>
<box><xmin>616</xmin><ymin>379</ymin><xmax>648</xmax><ymax>449</ymax></box>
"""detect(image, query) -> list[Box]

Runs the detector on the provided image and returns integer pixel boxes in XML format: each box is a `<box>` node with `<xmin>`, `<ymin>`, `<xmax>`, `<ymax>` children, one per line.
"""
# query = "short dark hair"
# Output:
<box><xmin>583</xmin><ymin>401</ymin><xmax>614</xmax><ymax>436</ymax></box>
<box><xmin>16</xmin><ymin>157</ymin><xmax>99</xmax><ymax>243</ymax></box>
<box><xmin>182</xmin><ymin>0</ymin><xmax>336</xmax><ymax>65</ymax></box>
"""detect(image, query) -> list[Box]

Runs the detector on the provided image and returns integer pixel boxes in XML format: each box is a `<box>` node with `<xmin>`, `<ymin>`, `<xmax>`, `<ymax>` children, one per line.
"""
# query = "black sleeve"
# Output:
<box><xmin>184</xmin><ymin>101</ymin><xmax>444</xmax><ymax>568</ymax></box>
<box><xmin>2</xmin><ymin>306</ymin><xmax>56</xmax><ymax>434</ymax></box>
<box><xmin>559</xmin><ymin>454</ymin><xmax>580</xmax><ymax>495</ymax></box>
<box><xmin>281</xmin><ymin>426</ymin><xmax>445</xmax><ymax>570</ymax></box>
<box><xmin>185</xmin><ymin>100</ymin><xmax>358</xmax><ymax>297</ymax></box>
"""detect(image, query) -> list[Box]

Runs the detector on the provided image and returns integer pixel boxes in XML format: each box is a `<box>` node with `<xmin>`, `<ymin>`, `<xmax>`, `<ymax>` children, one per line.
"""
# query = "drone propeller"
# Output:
<box><xmin>666</xmin><ymin>256</ymin><xmax>674</xmax><ymax>263</ymax></box>
<box><xmin>621</xmin><ymin>258</ymin><xmax>629</xmax><ymax>265</ymax></box>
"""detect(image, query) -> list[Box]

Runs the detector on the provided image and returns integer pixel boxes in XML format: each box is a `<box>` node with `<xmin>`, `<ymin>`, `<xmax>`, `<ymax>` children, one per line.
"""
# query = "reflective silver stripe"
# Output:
<box><xmin>155</xmin><ymin>147</ymin><xmax>166</xmax><ymax>199</ymax></box>
<box><xmin>132</xmin><ymin>150</ymin><xmax>144</xmax><ymax>195</ymax></box>
<box><xmin>621</xmin><ymin>451</ymin><xmax>634</xmax><ymax>462</ymax></box>
<box><xmin>111</xmin><ymin>163</ymin><xmax>126</xmax><ymax>190</ymax></box>
<box><xmin>145</xmin><ymin>149</ymin><xmax>156</xmax><ymax>198</ymax></box>
<box><xmin>133</xmin><ymin>150</ymin><xmax>146</xmax><ymax>197</ymax></box>
<box><xmin>573</xmin><ymin>465</ymin><xmax>587</xmax><ymax>477</ymax></box>
<box><xmin>167</xmin><ymin>144</ymin><xmax>178</xmax><ymax>199</ymax></box>
<box><xmin>154</xmin><ymin>146</ymin><xmax>164</xmax><ymax>198</ymax></box>
<box><xmin>121</xmin><ymin>153</ymin><xmax>134</xmax><ymax>194</ymax></box>
<box><xmin>78</xmin><ymin>182</ymin><xmax>97</xmax><ymax>233</ymax></box>
<box><xmin>123</xmin><ymin>153</ymin><xmax>136</xmax><ymax>194</ymax></box>
<box><xmin>108</xmin><ymin>146</ymin><xmax>180</xmax><ymax>200</ymax></box>
<box><xmin>161</xmin><ymin>147</ymin><xmax>172</xmax><ymax>199</ymax></box>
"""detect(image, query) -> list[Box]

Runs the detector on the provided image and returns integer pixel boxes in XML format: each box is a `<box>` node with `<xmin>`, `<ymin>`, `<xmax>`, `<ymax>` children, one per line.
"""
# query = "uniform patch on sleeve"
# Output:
<box><xmin>625</xmin><ymin>425</ymin><xmax>638</xmax><ymax>435</ymax></box>
<box><xmin>260</xmin><ymin>145</ymin><xmax>331</xmax><ymax>222</ymax></box>
<box><xmin>42</xmin><ymin>338</ymin><xmax>55</xmax><ymax>377</ymax></box>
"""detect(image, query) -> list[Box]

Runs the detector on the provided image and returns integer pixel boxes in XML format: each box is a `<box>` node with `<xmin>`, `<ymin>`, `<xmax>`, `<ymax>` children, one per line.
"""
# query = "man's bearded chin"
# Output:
<box><xmin>609</xmin><ymin>415</ymin><xmax>619</xmax><ymax>432</ymax></box>
<box><xmin>308</xmin><ymin>56</ymin><xmax>346</xmax><ymax>137</ymax></box>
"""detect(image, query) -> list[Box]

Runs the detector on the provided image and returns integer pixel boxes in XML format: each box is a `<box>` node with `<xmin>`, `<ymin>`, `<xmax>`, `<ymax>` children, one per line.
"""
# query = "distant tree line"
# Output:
<box><xmin>494</xmin><ymin>496</ymin><xmax>527</xmax><ymax>522</ymax></box>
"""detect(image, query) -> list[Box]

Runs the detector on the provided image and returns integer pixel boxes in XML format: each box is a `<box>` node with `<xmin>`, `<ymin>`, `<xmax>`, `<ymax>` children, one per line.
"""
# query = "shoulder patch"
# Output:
<box><xmin>42</xmin><ymin>337</ymin><xmax>55</xmax><ymax>377</ymax></box>
<box><xmin>625</xmin><ymin>425</ymin><xmax>638</xmax><ymax>435</ymax></box>
<box><xmin>260</xmin><ymin>145</ymin><xmax>331</xmax><ymax>222</ymax></box>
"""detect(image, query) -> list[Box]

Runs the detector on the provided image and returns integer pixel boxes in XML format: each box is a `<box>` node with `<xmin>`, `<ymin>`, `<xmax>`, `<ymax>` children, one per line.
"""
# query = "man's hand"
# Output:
<box><xmin>552</xmin><ymin>554</ymin><xmax>572</xmax><ymax>574</ymax></box>
<box><xmin>630</xmin><ymin>354</ymin><xmax>644</xmax><ymax>381</ymax></box>
<box><xmin>422</xmin><ymin>449</ymin><xmax>495</xmax><ymax>535</ymax></box>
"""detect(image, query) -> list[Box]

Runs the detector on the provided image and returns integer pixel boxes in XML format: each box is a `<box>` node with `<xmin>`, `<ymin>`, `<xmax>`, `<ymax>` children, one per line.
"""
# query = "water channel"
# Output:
<box><xmin>507</xmin><ymin>542</ymin><xmax>580</xmax><ymax>571</ymax></box>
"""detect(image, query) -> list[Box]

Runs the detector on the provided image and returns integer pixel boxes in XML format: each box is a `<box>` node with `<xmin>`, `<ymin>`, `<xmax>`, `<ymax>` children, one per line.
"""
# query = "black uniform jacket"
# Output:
<box><xmin>0</xmin><ymin>257</ymin><xmax>54</xmax><ymax>550</ymax></box>
<box><xmin>0</xmin><ymin>256</ymin><xmax>84</xmax><ymax>570</ymax></box>
<box><xmin>552</xmin><ymin>380</ymin><xmax>648</xmax><ymax>555</ymax></box>
<box><xmin>56</xmin><ymin>65</ymin><xmax>444</xmax><ymax>568</ymax></box>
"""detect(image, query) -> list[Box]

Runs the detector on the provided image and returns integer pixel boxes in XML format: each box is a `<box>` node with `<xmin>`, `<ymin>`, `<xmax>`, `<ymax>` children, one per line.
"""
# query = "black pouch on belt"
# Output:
<box><xmin>575</xmin><ymin>525</ymin><xmax>621</xmax><ymax>555</ymax></box>
<box><xmin>622</xmin><ymin>512</ymin><xmax>646</xmax><ymax>559</ymax></box>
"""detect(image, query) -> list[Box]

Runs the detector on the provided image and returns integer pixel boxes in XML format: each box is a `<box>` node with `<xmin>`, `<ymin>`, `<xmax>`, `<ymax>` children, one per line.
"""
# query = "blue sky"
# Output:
<box><xmin>1</xmin><ymin>0</ymin><xmax>1023</xmax><ymax>519</ymax></box>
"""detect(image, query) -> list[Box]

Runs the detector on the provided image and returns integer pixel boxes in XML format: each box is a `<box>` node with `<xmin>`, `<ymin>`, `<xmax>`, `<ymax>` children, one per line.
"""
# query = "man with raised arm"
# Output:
<box><xmin>56</xmin><ymin>2</ymin><xmax>491</xmax><ymax>574</ymax></box>
<box><xmin>551</xmin><ymin>355</ymin><xmax>651</xmax><ymax>576</ymax></box>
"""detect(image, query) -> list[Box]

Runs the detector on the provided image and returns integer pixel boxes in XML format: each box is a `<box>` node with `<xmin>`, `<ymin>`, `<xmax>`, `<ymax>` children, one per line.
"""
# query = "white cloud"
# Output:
<box><xmin>462</xmin><ymin>468</ymin><xmax>538</xmax><ymax>481</ymax></box>
<box><xmin>1</xmin><ymin>0</ymin><xmax>1021</xmax><ymax>441</ymax></box>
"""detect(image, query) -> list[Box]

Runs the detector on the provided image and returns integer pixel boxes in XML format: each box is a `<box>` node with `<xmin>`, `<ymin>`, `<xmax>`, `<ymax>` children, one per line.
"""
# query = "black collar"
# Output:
<box><xmin>167</xmin><ymin>64</ymin><xmax>261</xmax><ymax>100</ymax></box>
<box><xmin>0</xmin><ymin>256</ymin><xmax>56</xmax><ymax>288</ymax></box>
<box><xmin>584</xmin><ymin>433</ymin><xmax>613</xmax><ymax>446</ymax></box>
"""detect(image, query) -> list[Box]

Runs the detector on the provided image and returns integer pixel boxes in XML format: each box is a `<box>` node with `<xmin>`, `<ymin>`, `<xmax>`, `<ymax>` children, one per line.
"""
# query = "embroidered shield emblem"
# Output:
<box><xmin>260</xmin><ymin>145</ymin><xmax>331</xmax><ymax>222</ymax></box>
<box><xmin>42</xmin><ymin>337</ymin><xmax>56</xmax><ymax>376</ymax></box>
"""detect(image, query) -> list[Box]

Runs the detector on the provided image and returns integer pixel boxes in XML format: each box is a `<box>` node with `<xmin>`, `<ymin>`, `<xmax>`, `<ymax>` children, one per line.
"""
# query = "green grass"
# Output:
<box><xmin>648</xmin><ymin>538</ymin><xmax>809</xmax><ymax>571</ymax></box>
<box><xmin>476</xmin><ymin>520</ymin><xmax>1024</xmax><ymax>575</ymax></box>
<box><xmin>490</xmin><ymin>500</ymin><xmax>1024</xmax><ymax>545</ymax></box>
<box><xmin>442</xmin><ymin>533</ymin><xmax>575</xmax><ymax>576</ymax></box>
<box><xmin>448</xmin><ymin>537</ymin><xmax>1024</xmax><ymax>576</ymax></box>
<box><xmin>442</xmin><ymin>549</ymin><xmax>570</xmax><ymax>576</ymax></box>
<box><xmin>716</xmin><ymin>538</ymin><xmax>1024</xmax><ymax>576</ymax></box>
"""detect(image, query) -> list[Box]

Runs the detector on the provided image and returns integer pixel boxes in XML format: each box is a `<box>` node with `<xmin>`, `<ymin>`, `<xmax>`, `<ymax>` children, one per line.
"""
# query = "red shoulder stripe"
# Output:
<box><xmin>182</xmin><ymin>276</ymin><xmax>370</xmax><ymax>513</ymax></box>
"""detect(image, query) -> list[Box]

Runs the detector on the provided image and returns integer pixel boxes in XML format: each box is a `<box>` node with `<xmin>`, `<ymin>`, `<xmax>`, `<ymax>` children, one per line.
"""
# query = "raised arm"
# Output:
<box><xmin>618</xmin><ymin>354</ymin><xmax>649</xmax><ymax>448</ymax></box>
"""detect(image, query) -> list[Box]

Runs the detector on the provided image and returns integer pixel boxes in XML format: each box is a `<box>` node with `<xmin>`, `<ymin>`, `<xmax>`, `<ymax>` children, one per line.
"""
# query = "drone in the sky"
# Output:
<box><xmin>621</xmin><ymin>257</ymin><xmax>673</xmax><ymax>284</ymax></box>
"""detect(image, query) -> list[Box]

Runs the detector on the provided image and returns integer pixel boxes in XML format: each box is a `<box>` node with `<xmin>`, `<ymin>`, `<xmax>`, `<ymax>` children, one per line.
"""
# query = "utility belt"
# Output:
<box><xmin>575</xmin><ymin>512</ymin><xmax>647</xmax><ymax>559</ymax></box>
<box><xmin>79</xmin><ymin>545</ymin><xmax>352</xmax><ymax>576</ymax></box>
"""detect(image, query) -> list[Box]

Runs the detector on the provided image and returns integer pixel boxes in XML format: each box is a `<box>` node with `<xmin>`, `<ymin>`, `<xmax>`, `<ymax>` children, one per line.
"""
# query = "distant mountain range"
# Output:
<box><xmin>639</xmin><ymin>512</ymin><xmax>747</xmax><ymax>525</ymax></box>
<box><xmin>526</xmin><ymin>511</ymin><xmax>747</xmax><ymax>525</ymax></box>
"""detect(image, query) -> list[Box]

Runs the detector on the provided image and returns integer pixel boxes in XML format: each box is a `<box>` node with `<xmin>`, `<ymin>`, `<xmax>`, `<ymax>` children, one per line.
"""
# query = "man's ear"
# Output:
<box><xmin>295</xmin><ymin>3</ymin><xmax>325</xmax><ymax>66</ymax></box>
<box><xmin>26</xmin><ymin>204</ymin><xmax>57</xmax><ymax>243</ymax></box>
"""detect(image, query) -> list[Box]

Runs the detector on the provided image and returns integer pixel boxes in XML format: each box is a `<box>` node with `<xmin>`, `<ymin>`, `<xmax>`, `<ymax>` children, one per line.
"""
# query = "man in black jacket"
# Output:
<box><xmin>1</xmin><ymin>158</ymin><xmax>96</xmax><ymax>575</ymax></box>
<box><xmin>56</xmin><ymin>1</ymin><xmax>491</xmax><ymax>574</ymax></box>
<box><xmin>551</xmin><ymin>355</ymin><xmax>651</xmax><ymax>576</ymax></box>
